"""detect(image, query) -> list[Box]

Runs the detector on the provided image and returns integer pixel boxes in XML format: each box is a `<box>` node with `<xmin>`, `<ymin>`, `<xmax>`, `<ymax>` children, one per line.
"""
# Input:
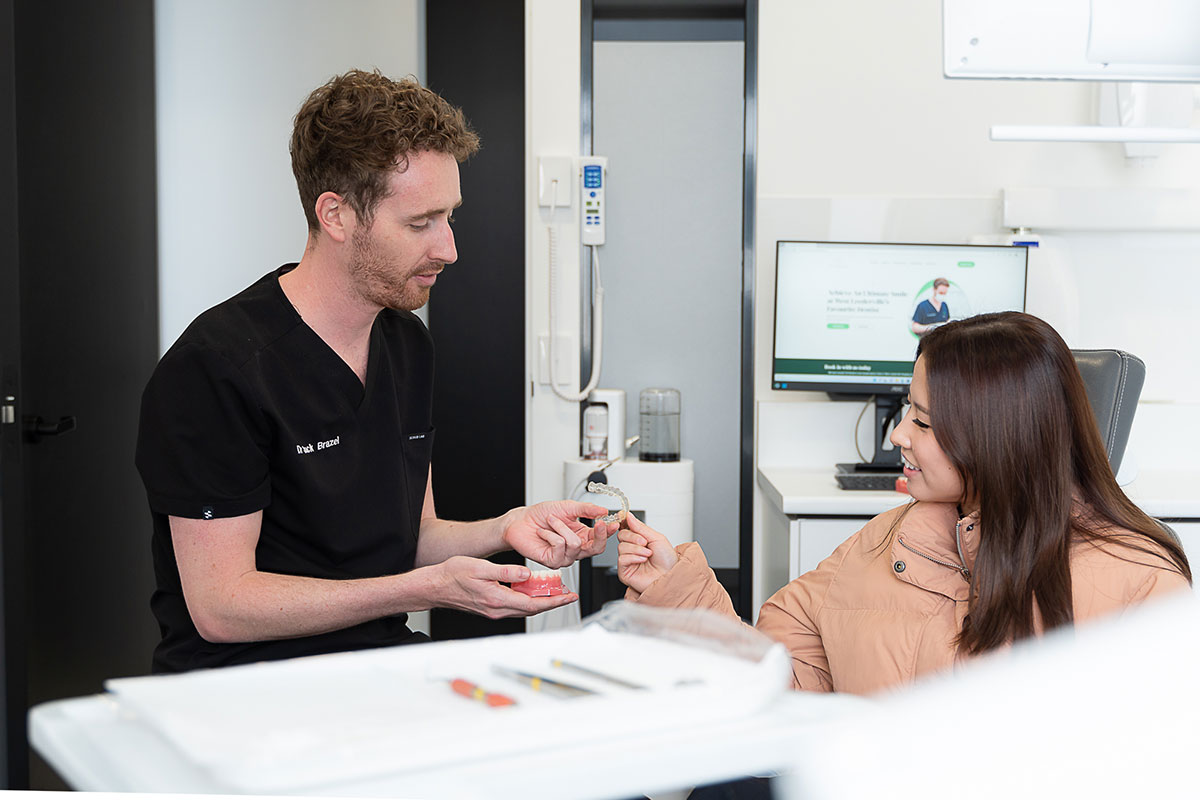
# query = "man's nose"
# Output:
<box><xmin>433</xmin><ymin>222</ymin><xmax>457</xmax><ymax>265</ymax></box>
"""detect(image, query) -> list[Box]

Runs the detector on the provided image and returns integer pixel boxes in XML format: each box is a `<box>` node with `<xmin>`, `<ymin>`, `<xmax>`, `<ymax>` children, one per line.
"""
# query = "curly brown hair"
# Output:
<box><xmin>290</xmin><ymin>69</ymin><xmax>480</xmax><ymax>233</ymax></box>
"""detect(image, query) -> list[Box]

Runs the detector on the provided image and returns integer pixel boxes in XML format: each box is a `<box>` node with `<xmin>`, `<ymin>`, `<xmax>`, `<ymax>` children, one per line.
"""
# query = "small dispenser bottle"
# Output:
<box><xmin>582</xmin><ymin>404</ymin><xmax>608</xmax><ymax>460</ymax></box>
<box><xmin>583</xmin><ymin>388</ymin><xmax>626</xmax><ymax>461</ymax></box>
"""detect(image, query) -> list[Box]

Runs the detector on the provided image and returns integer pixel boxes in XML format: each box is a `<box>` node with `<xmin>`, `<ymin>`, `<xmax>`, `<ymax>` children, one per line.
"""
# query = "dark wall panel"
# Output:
<box><xmin>11</xmin><ymin>0</ymin><xmax>160</xmax><ymax>786</ymax></box>
<box><xmin>426</xmin><ymin>1</ymin><xmax>526</xmax><ymax>639</ymax></box>
<box><xmin>0</xmin><ymin>0</ymin><xmax>27</xmax><ymax>786</ymax></box>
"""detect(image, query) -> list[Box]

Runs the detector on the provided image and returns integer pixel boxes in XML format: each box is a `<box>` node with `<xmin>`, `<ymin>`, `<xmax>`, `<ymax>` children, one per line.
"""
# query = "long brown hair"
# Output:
<box><xmin>918</xmin><ymin>312</ymin><xmax>1190</xmax><ymax>655</ymax></box>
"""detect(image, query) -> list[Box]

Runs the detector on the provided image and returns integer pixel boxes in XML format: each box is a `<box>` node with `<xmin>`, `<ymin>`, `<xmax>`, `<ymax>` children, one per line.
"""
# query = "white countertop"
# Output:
<box><xmin>757</xmin><ymin>466</ymin><xmax>1200</xmax><ymax>519</ymax></box>
<box><xmin>756</xmin><ymin>466</ymin><xmax>909</xmax><ymax>517</ymax></box>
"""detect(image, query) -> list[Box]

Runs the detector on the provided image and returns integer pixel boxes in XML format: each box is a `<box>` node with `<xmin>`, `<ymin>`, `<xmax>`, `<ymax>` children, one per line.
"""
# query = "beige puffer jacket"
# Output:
<box><xmin>627</xmin><ymin>501</ymin><xmax>1189</xmax><ymax>695</ymax></box>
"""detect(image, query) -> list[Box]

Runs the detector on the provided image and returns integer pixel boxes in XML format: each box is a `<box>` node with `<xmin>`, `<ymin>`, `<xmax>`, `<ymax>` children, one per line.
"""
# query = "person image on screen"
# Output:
<box><xmin>911</xmin><ymin>277</ymin><xmax>951</xmax><ymax>336</ymax></box>
<box><xmin>616</xmin><ymin>312</ymin><xmax>1190</xmax><ymax>694</ymax></box>
<box><xmin>136</xmin><ymin>70</ymin><xmax>617</xmax><ymax>674</ymax></box>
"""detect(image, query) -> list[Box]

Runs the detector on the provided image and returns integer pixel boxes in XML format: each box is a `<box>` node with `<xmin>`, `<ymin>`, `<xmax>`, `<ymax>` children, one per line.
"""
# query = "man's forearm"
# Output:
<box><xmin>413</xmin><ymin>511</ymin><xmax>517</xmax><ymax>568</ymax></box>
<box><xmin>189</xmin><ymin>567</ymin><xmax>443</xmax><ymax>644</ymax></box>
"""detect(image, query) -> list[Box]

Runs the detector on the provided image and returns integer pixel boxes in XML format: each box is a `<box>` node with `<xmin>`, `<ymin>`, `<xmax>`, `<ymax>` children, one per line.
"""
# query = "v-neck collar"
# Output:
<box><xmin>271</xmin><ymin>264</ymin><xmax>383</xmax><ymax>413</ymax></box>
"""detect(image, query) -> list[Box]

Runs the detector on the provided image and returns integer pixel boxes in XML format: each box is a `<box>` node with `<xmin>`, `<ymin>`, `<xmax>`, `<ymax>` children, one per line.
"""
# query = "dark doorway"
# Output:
<box><xmin>0</xmin><ymin>0</ymin><xmax>161</xmax><ymax>787</ymax></box>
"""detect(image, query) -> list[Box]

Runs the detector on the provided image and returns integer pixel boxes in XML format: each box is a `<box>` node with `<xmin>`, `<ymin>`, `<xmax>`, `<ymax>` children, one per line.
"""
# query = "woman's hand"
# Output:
<box><xmin>616</xmin><ymin>513</ymin><xmax>678</xmax><ymax>594</ymax></box>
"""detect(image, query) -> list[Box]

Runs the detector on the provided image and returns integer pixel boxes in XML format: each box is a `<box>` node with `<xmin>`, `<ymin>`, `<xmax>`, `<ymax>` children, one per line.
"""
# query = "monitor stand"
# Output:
<box><xmin>835</xmin><ymin>394</ymin><xmax>904</xmax><ymax>476</ymax></box>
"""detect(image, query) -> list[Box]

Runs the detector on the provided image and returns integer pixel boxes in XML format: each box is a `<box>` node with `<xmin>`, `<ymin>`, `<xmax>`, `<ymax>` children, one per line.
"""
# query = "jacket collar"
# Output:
<box><xmin>889</xmin><ymin>502</ymin><xmax>980</xmax><ymax>601</ymax></box>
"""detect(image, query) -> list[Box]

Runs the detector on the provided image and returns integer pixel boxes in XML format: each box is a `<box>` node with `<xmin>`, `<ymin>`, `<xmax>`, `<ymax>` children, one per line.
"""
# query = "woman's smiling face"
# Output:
<box><xmin>891</xmin><ymin>356</ymin><xmax>966</xmax><ymax>505</ymax></box>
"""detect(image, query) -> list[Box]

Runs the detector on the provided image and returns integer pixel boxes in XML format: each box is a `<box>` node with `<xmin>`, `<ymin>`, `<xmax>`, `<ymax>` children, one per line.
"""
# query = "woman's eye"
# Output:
<box><xmin>902</xmin><ymin>397</ymin><xmax>930</xmax><ymax>430</ymax></box>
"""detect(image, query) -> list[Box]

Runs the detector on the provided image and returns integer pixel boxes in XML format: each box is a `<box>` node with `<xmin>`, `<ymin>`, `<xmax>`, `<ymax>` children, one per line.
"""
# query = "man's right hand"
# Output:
<box><xmin>432</xmin><ymin>555</ymin><xmax>578</xmax><ymax>618</ymax></box>
<box><xmin>616</xmin><ymin>514</ymin><xmax>679</xmax><ymax>595</ymax></box>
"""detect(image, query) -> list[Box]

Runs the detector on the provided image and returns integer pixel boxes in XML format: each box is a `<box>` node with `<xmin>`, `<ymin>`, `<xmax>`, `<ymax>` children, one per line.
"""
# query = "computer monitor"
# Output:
<box><xmin>772</xmin><ymin>240</ymin><xmax>1029</xmax><ymax>467</ymax></box>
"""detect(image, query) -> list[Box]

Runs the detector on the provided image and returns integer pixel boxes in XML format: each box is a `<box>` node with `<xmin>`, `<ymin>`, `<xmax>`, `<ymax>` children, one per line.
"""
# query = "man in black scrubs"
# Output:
<box><xmin>136</xmin><ymin>70</ymin><xmax>614</xmax><ymax>673</ymax></box>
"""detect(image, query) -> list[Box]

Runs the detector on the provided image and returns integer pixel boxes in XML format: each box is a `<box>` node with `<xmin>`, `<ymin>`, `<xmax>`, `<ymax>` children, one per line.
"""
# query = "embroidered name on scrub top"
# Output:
<box><xmin>296</xmin><ymin>435</ymin><xmax>341</xmax><ymax>454</ymax></box>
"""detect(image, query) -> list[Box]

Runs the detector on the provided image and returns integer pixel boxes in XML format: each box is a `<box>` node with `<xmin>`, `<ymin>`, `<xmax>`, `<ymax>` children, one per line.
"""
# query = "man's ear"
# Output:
<box><xmin>314</xmin><ymin>191</ymin><xmax>353</xmax><ymax>243</ymax></box>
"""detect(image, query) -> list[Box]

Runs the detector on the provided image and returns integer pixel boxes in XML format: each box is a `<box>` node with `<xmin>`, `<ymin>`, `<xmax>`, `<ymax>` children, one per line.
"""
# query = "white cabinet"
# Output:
<box><xmin>754</xmin><ymin>467</ymin><xmax>904</xmax><ymax>612</ymax></box>
<box><xmin>786</xmin><ymin>518</ymin><xmax>864</xmax><ymax>582</ymax></box>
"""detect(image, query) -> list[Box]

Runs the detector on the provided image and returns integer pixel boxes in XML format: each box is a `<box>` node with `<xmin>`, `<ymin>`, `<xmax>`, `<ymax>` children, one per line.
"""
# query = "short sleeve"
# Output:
<box><xmin>135</xmin><ymin>342</ymin><xmax>271</xmax><ymax>519</ymax></box>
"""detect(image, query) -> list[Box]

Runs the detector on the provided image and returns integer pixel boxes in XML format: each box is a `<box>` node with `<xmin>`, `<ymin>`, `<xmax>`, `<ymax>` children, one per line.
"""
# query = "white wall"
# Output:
<box><xmin>524</xmin><ymin>0</ymin><xmax>597</xmax><ymax>632</ymax></box>
<box><xmin>155</xmin><ymin>0</ymin><xmax>424</xmax><ymax>352</ymax></box>
<box><xmin>524</xmin><ymin>0</ymin><xmax>584</xmax><ymax>522</ymax></box>
<box><xmin>757</xmin><ymin>2</ymin><xmax>1200</xmax><ymax>198</ymax></box>
<box><xmin>755</xmin><ymin>0</ymin><xmax>1200</xmax><ymax>405</ymax></box>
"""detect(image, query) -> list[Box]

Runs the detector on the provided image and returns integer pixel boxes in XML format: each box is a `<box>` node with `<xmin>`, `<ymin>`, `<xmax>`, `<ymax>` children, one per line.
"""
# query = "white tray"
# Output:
<box><xmin>104</xmin><ymin>615</ymin><xmax>791</xmax><ymax>794</ymax></box>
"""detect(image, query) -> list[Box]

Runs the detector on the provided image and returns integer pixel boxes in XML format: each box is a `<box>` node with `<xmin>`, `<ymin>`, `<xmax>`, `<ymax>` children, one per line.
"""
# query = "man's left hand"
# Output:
<box><xmin>502</xmin><ymin>501</ymin><xmax>618</xmax><ymax>568</ymax></box>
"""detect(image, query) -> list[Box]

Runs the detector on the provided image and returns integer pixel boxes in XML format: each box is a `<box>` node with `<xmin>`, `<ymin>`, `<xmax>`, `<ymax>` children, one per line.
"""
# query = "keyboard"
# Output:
<box><xmin>835</xmin><ymin>472</ymin><xmax>904</xmax><ymax>491</ymax></box>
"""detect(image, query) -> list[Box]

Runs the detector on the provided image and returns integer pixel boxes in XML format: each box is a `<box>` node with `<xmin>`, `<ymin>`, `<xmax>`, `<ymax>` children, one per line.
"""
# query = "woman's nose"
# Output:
<box><xmin>890</xmin><ymin>415</ymin><xmax>910</xmax><ymax>449</ymax></box>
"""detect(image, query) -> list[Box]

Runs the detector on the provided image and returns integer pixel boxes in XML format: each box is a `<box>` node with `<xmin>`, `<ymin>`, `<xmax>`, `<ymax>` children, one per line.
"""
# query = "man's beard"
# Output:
<box><xmin>348</xmin><ymin>228</ymin><xmax>439</xmax><ymax>312</ymax></box>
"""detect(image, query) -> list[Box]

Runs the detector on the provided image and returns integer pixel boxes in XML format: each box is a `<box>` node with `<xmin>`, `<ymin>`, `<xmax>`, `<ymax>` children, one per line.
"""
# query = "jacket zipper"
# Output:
<box><xmin>897</xmin><ymin>536</ymin><xmax>972</xmax><ymax>581</ymax></box>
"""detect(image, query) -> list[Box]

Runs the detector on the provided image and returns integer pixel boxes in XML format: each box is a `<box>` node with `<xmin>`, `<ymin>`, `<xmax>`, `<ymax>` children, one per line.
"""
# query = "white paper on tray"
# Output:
<box><xmin>104</xmin><ymin>604</ymin><xmax>791</xmax><ymax>794</ymax></box>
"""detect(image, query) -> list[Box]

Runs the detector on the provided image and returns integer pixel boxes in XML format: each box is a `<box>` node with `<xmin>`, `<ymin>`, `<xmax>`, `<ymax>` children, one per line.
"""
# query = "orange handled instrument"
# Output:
<box><xmin>450</xmin><ymin>677</ymin><xmax>517</xmax><ymax>707</ymax></box>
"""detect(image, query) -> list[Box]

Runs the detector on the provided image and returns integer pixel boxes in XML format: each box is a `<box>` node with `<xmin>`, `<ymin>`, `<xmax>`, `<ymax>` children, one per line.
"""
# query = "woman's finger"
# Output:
<box><xmin>618</xmin><ymin>553</ymin><xmax>649</xmax><ymax>567</ymax></box>
<box><xmin>616</xmin><ymin>529</ymin><xmax>645</xmax><ymax>546</ymax></box>
<box><xmin>618</xmin><ymin>541</ymin><xmax>652</xmax><ymax>559</ymax></box>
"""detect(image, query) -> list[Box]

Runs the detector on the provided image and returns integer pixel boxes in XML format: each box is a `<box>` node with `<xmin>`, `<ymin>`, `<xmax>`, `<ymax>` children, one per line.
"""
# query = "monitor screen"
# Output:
<box><xmin>772</xmin><ymin>240</ymin><xmax>1029</xmax><ymax>395</ymax></box>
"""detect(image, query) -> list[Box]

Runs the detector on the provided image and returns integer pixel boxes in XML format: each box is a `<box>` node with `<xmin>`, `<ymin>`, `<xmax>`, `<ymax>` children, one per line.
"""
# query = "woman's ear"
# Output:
<box><xmin>314</xmin><ymin>191</ymin><xmax>352</xmax><ymax>243</ymax></box>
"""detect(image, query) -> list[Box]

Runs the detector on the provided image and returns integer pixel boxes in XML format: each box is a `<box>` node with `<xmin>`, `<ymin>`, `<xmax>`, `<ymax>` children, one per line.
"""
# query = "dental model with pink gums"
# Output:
<box><xmin>510</xmin><ymin>570</ymin><xmax>570</xmax><ymax>597</ymax></box>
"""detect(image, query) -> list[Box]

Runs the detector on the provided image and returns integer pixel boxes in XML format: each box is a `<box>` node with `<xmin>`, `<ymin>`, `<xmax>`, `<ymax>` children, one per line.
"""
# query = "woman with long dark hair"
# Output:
<box><xmin>617</xmin><ymin>312</ymin><xmax>1191</xmax><ymax>694</ymax></box>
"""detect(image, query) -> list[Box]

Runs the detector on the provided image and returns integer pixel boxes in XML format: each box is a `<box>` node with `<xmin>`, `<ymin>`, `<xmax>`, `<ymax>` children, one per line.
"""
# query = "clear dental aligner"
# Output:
<box><xmin>587</xmin><ymin>481</ymin><xmax>629</xmax><ymax>524</ymax></box>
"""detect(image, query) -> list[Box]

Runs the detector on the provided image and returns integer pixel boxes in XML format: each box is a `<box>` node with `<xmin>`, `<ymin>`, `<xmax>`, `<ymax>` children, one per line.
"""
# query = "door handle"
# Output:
<box><xmin>22</xmin><ymin>414</ymin><xmax>77</xmax><ymax>443</ymax></box>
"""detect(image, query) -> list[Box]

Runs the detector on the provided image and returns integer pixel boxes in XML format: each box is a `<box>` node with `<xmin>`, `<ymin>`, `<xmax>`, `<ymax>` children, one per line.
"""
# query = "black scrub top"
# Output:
<box><xmin>136</xmin><ymin>265</ymin><xmax>433</xmax><ymax>673</ymax></box>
